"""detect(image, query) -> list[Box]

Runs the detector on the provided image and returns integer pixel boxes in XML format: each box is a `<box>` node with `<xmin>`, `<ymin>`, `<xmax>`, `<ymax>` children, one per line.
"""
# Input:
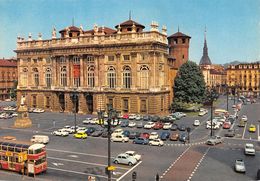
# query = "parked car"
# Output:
<box><xmin>128</xmin><ymin>114</ymin><xmax>136</xmax><ymax>120</ymax></box>
<box><xmin>153</xmin><ymin>122</ymin><xmax>163</xmax><ymax>130</ymax></box>
<box><xmin>111</xmin><ymin>135</ymin><xmax>129</xmax><ymax>142</ymax></box>
<box><xmin>122</xmin><ymin>130</ymin><xmax>130</xmax><ymax>137</ymax></box>
<box><xmin>135</xmin><ymin>114</ymin><xmax>142</xmax><ymax>121</ymax></box>
<box><xmin>120</xmin><ymin>120</ymin><xmax>129</xmax><ymax>127</ymax></box>
<box><xmin>234</xmin><ymin>159</ymin><xmax>246</xmax><ymax>173</ymax></box>
<box><xmin>136</xmin><ymin>122</ymin><xmax>143</xmax><ymax>128</ymax></box>
<box><xmin>91</xmin><ymin>129</ymin><xmax>103</xmax><ymax>137</ymax></box>
<box><xmin>178</xmin><ymin>124</ymin><xmax>186</xmax><ymax>131</ymax></box>
<box><xmin>86</xmin><ymin>127</ymin><xmax>96</xmax><ymax>136</ymax></box>
<box><xmin>140</xmin><ymin>132</ymin><xmax>150</xmax><ymax>139</ymax></box>
<box><xmin>225</xmin><ymin>129</ymin><xmax>235</xmax><ymax>137</ymax></box>
<box><xmin>223</xmin><ymin>122</ymin><xmax>231</xmax><ymax>129</ymax></box>
<box><xmin>179</xmin><ymin>133</ymin><xmax>188</xmax><ymax>142</ymax></box>
<box><xmin>82</xmin><ymin>118</ymin><xmax>95</xmax><ymax>124</ymax></box>
<box><xmin>133</xmin><ymin>137</ymin><xmax>149</xmax><ymax>145</ymax></box>
<box><xmin>206</xmin><ymin>136</ymin><xmax>222</xmax><ymax>145</ymax></box>
<box><xmin>170</xmin><ymin>124</ymin><xmax>178</xmax><ymax>131</ymax></box>
<box><xmin>163</xmin><ymin>123</ymin><xmax>172</xmax><ymax>130</ymax></box>
<box><xmin>128</xmin><ymin>121</ymin><xmax>136</xmax><ymax>128</ymax></box>
<box><xmin>52</xmin><ymin>129</ymin><xmax>69</xmax><ymax>136</ymax></box>
<box><xmin>113</xmin><ymin>153</ymin><xmax>137</xmax><ymax>166</ymax></box>
<box><xmin>125</xmin><ymin>151</ymin><xmax>141</xmax><ymax>161</ymax></box>
<box><xmin>160</xmin><ymin>131</ymin><xmax>170</xmax><ymax>140</ymax></box>
<box><xmin>31</xmin><ymin>135</ymin><xmax>49</xmax><ymax>144</ymax></box>
<box><xmin>122</xmin><ymin>114</ymin><xmax>129</xmax><ymax>119</ymax></box>
<box><xmin>143</xmin><ymin>115</ymin><xmax>150</xmax><ymax>121</ymax></box>
<box><xmin>238</xmin><ymin>119</ymin><xmax>246</xmax><ymax>127</ymax></box>
<box><xmin>170</xmin><ymin>132</ymin><xmax>179</xmax><ymax>141</ymax></box>
<box><xmin>149</xmin><ymin>138</ymin><xmax>164</xmax><ymax>146</ymax></box>
<box><xmin>129</xmin><ymin>131</ymin><xmax>141</xmax><ymax>139</ymax></box>
<box><xmin>244</xmin><ymin>143</ymin><xmax>255</xmax><ymax>156</ymax></box>
<box><xmin>144</xmin><ymin>122</ymin><xmax>155</xmax><ymax>129</ymax></box>
<box><xmin>193</xmin><ymin>120</ymin><xmax>200</xmax><ymax>126</ymax></box>
<box><xmin>149</xmin><ymin>132</ymin><xmax>159</xmax><ymax>140</ymax></box>
<box><xmin>199</xmin><ymin>110</ymin><xmax>208</xmax><ymax>116</ymax></box>
<box><xmin>111</xmin><ymin>128</ymin><xmax>124</xmax><ymax>136</ymax></box>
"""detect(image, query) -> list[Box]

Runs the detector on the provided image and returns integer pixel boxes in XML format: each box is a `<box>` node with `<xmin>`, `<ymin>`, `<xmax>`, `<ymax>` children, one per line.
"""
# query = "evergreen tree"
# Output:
<box><xmin>9</xmin><ymin>80</ymin><xmax>18</xmax><ymax>100</ymax></box>
<box><xmin>172</xmin><ymin>61</ymin><xmax>206</xmax><ymax>110</ymax></box>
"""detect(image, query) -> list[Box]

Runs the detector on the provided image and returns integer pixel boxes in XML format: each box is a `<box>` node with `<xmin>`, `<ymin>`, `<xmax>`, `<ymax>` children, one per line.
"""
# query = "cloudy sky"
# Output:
<box><xmin>0</xmin><ymin>0</ymin><xmax>259</xmax><ymax>64</ymax></box>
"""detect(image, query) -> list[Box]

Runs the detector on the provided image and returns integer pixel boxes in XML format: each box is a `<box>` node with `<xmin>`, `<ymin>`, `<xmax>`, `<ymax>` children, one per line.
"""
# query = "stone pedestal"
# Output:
<box><xmin>14</xmin><ymin>105</ymin><xmax>32</xmax><ymax>128</ymax></box>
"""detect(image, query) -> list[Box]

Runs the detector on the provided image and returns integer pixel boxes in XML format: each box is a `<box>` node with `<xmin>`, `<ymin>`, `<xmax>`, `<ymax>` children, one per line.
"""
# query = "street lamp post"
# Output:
<box><xmin>226</xmin><ymin>85</ymin><xmax>229</xmax><ymax>111</ymax></box>
<box><xmin>207</xmin><ymin>88</ymin><xmax>216</xmax><ymax>137</ymax></box>
<box><xmin>98</xmin><ymin>103</ymin><xmax>118</xmax><ymax>181</ymax></box>
<box><xmin>70</xmin><ymin>89</ymin><xmax>78</xmax><ymax>133</ymax></box>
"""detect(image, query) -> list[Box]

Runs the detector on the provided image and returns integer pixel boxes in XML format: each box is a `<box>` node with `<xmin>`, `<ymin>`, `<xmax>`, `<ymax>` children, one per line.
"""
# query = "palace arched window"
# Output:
<box><xmin>33</xmin><ymin>68</ymin><xmax>39</xmax><ymax>86</ymax></box>
<box><xmin>140</xmin><ymin>65</ymin><xmax>149</xmax><ymax>89</ymax></box>
<box><xmin>107</xmin><ymin>66</ymin><xmax>116</xmax><ymax>88</ymax></box>
<box><xmin>60</xmin><ymin>66</ymin><xmax>67</xmax><ymax>87</ymax></box>
<box><xmin>123</xmin><ymin>66</ymin><xmax>131</xmax><ymax>89</ymax></box>
<box><xmin>45</xmin><ymin>68</ymin><xmax>52</xmax><ymax>88</ymax></box>
<box><xmin>87</xmin><ymin>66</ymin><xmax>95</xmax><ymax>88</ymax></box>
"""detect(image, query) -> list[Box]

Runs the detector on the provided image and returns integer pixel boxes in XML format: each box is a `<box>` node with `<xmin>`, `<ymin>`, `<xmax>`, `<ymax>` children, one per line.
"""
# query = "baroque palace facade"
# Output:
<box><xmin>226</xmin><ymin>62</ymin><xmax>260</xmax><ymax>97</ymax></box>
<box><xmin>15</xmin><ymin>19</ymin><xmax>190</xmax><ymax>115</ymax></box>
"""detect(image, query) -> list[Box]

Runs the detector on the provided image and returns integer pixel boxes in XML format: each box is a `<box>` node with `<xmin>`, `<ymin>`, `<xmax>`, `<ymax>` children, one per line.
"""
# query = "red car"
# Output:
<box><xmin>223</xmin><ymin>122</ymin><xmax>231</xmax><ymax>129</ymax></box>
<box><xmin>122</xmin><ymin>114</ymin><xmax>129</xmax><ymax>119</ymax></box>
<box><xmin>153</xmin><ymin>122</ymin><xmax>163</xmax><ymax>130</ymax></box>
<box><xmin>140</xmin><ymin>132</ymin><xmax>150</xmax><ymax>139</ymax></box>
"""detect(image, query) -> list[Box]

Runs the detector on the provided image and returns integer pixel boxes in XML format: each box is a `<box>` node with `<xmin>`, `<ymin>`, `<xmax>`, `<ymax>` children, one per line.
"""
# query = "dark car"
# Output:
<box><xmin>179</xmin><ymin>133</ymin><xmax>188</xmax><ymax>142</ymax></box>
<box><xmin>133</xmin><ymin>137</ymin><xmax>149</xmax><ymax>145</ymax></box>
<box><xmin>224</xmin><ymin>129</ymin><xmax>235</xmax><ymax>137</ymax></box>
<box><xmin>136</xmin><ymin>122</ymin><xmax>144</xmax><ymax>128</ymax></box>
<box><xmin>92</xmin><ymin>130</ymin><xmax>103</xmax><ymax>137</ymax></box>
<box><xmin>178</xmin><ymin>124</ymin><xmax>186</xmax><ymax>131</ymax></box>
<box><xmin>101</xmin><ymin>130</ymin><xmax>108</xmax><ymax>138</ymax></box>
<box><xmin>257</xmin><ymin>169</ymin><xmax>260</xmax><ymax>180</ymax></box>
<box><xmin>151</xmin><ymin>115</ymin><xmax>160</xmax><ymax>122</ymax></box>
<box><xmin>143</xmin><ymin>115</ymin><xmax>150</xmax><ymax>121</ymax></box>
<box><xmin>120</xmin><ymin>120</ymin><xmax>129</xmax><ymax>127</ymax></box>
<box><xmin>160</xmin><ymin>131</ymin><xmax>170</xmax><ymax>140</ymax></box>
<box><xmin>122</xmin><ymin>130</ymin><xmax>130</xmax><ymax>137</ymax></box>
<box><xmin>170</xmin><ymin>132</ymin><xmax>179</xmax><ymax>141</ymax></box>
<box><xmin>171</xmin><ymin>124</ymin><xmax>178</xmax><ymax>131</ymax></box>
<box><xmin>140</xmin><ymin>132</ymin><xmax>150</xmax><ymax>139</ymax></box>
<box><xmin>153</xmin><ymin>122</ymin><xmax>163</xmax><ymax>130</ymax></box>
<box><xmin>86</xmin><ymin>127</ymin><xmax>96</xmax><ymax>136</ymax></box>
<box><xmin>129</xmin><ymin>131</ymin><xmax>141</xmax><ymax>139</ymax></box>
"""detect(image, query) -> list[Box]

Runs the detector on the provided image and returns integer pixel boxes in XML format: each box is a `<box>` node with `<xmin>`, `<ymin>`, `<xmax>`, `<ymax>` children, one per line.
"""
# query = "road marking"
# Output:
<box><xmin>258</xmin><ymin>124</ymin><xmax>260</xmax><ymax>141</ymax></box>
<box><xmin>52</xmin><ymin>162</ymin><xmax>64</xmax><ymax>166</ymax></box>
<box><xmin>47</xmin><ymin>148</ymin><xmax>112</xmax><ymax>158</ymax></box>
<box><xmin>116</xmin><ymin>161</ymin><xmax>142</xmax><ymax>181</ymax></box>
<box><xmin>242</xmin><ymin>123</ymin><xmax>247</xmax><ymax>139</ymax></box>
<box><xmin>68</xmin><ymin>154</ymin><xmax>79</xmax><ymax>158</ymax></box>
<box><xmin>48</xmin><ymin>167</ymin><xmax>115</xmax><ymax>179</ymax></box>
<box><xmin>48</xmin><ymin>156</ymin><xmax>128</xmax><ymax>170</ymax></box>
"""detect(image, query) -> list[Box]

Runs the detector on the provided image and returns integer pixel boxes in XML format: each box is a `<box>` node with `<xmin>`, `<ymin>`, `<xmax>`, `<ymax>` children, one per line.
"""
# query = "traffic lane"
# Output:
<box><xmin>191</xmin><ymin>147</ymin><xmax>260</xmax><ymax>181</ymax></box>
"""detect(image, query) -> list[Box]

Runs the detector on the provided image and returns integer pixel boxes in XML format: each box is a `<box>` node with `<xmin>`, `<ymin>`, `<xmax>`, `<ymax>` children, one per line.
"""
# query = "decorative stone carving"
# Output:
<box><xmin>150</xmin><ymin>21</ymin><xmax>159</xmax><ymax>32</ymax></box>
<box><xmin>52</xmin><ymin>27</ymin><xmax>57</xmax><ymax>39</ymax></box>
<box><xmin>28</xmin><ymin>33</ymin><xmax>32</xmax><ymax>41</ymax></box>
<box><xmin>14</xmin><ymin>95</ymin><xmax>32</xmax><ymax>128</ymax></box>
<box><xmin>38</xmin><ymin>33</ymin><xmax>42</xmax><ymax>40</ymax></box>
<box><xmin>162</xmin><ymin>25</ymin><xmax>167</xmax><ymax>35</ymax></box>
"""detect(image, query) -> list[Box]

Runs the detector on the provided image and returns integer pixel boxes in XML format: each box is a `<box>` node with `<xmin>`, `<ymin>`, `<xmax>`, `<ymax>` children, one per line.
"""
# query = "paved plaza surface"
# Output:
<box><xmin>0</xmin><ymin>96</ymin><xmax>259</xmax><ymax>181</ymax></box>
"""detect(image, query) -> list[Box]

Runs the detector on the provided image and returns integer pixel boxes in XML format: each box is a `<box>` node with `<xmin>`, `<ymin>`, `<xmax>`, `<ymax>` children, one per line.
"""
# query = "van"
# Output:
<box><xmin>238</xmin><ymin>119</ymin><xmax>245</xmax><ymax>127</ymax></box>
<box><xmin>31</xmin><ymin>135</ymin><xmax>49</xmax><ymax>144</ymax></box>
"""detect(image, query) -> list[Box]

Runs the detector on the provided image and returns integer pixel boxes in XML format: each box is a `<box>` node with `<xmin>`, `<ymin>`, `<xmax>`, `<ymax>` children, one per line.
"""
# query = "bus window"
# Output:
<box><xmin>2</xmin><ymin>156</ymin><xmax>8</xmax><ymax>161</ymax></box>
<box><xmin>8</xmin><ymin>146</ymin><xmax>15</xmax><ymax>152</ymax></box>
<box><xmin>35</xmin><ymin>156</ymin><xmax>46</xmax><ymax>165</ymax></box>
<box><xmin>28</xmin><ymin>149</ymin><xmax>34</xmax><ymax>154</ymax></box>
<box><xmin>15</xmin><ymin>147</ymin><xmax>22</xmax><ymax>153</ymax></box>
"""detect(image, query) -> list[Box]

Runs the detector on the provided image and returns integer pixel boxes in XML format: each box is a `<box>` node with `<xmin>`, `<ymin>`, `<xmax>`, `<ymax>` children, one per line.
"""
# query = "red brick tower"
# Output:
<box><xmin>168</xmin><ymin>30</ymin><xmax>191</xmax><ymax>69</ymax></box>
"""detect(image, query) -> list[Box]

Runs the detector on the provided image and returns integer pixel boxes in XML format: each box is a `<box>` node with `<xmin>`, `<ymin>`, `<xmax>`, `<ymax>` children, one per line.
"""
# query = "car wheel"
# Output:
<box><xmin>114</xmin><ymin>160</ymin><xmax>118</xmax><ymax>164</ymax></box>
<box><xmin>159</xmin><ymin>144</ymin><xmax>162</xmax><ymax>147</ymax></box>
<box><xmin>128</xmin><ymin>162</ymin><xmax>133</xmax><ymax>166</ymax></box>
<box><xmin>122</xmin><ymin>140</ymin><xmax>125</xmax><ymax>143</ymax></box>
<box><xmin>133</xmin><ymin>141</ymin><xmax>136</xmax><ymax>144</ymax></box>
<box><xmin>149</xmin><ymin>143</ymin><xmax>152</xmax><ymax>146</ymax></box>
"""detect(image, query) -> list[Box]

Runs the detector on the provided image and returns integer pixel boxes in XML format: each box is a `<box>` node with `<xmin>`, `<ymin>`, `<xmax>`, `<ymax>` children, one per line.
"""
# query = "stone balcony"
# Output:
<box><xmin>16</xmin><ymin>31</ymin><xmax>167</xmax><ymax>50</ymax></box>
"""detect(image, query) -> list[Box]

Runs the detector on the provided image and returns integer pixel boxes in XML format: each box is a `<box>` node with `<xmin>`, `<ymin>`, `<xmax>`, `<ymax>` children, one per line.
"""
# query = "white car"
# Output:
<box><xmin>82</xmin><ymin>118</ymin><xmax>95</xmax><ymax>124</ymax></box>
<box><xmin>111</xmin><ymin>119</ymin><xmax>121</xmax><ymax>126</ymax></box>
<box><xmin>62</xmin><ymin>126</ymin><xmax>75</xmax><ymax>134</ymax></box>
<box><xmin>241</xmin><ymin>115</ymin><xmax>248</xmax><ymax>122</ymax></box>
<box><xmin>125</xmin><ymin>151</ymin><xmax>141</xmax><ymax>161</ymax></box>
<box><xmin>149</xmin><ymin>132</ymin><xmax>159</xmax><ymax>140</ymax></box>
<box><xmin>52</xmin><ymin>129</ymin><xmax>69</xmax><ymax>136</ymax></box>
<box><xmin>244</xmin><ymin>143</ymin><xmax>255</xmax><ymax>156</ymax></box>
<box><xmin>128</xmin><ymin>121</ymin><xmax>136</xmax><ymax>128</ymax></box>
<box><xmin>149</xmin><ymin>139</ymin><xmax>164</xmax><ymax>146</ymax></box>
<box><xmin>144</xmin><ymin>122</ymin><xmax>155</xmax><ymax>129</ymax></box>
<box><xmin>128</xmin><ymin>114</ymin><xmax>136</xmax><ymax>120</ymax></box>
<box><xmin>111</xmin><ymin>135</ymin><xmax>129</xmax><ymax>142</ymax></box>
<box><xmin>33</xmin><ymin>108</ymin><xmax>45</xmax><ymax>113</ymax></box>
<box><xmin>111</xmin><ymin>129</ymin><xmax>124</xmax><ymax>136</ymax></box>
<box><xmin>135</xmin><ymin>114</ymin><xmax>142</xmax><ymax>121</ymax></box>
<box><xmin>199</xmin><ymin>110</ymin><xmax>207</xmax><ymax>116</ymax></box>
<box><xmin>163</xmin><ymin>123</ymin><xmax>172</xmax><ymax>130</ymax></box>
<box><xmin>193</xmin><ymin>120</ymin><xmax>200</xmax><ymax>126</ymax></box>
<box><xmin>206</xmin><ymin>123</ymin><xmax>220</xmax><ymax>129</ymax></box>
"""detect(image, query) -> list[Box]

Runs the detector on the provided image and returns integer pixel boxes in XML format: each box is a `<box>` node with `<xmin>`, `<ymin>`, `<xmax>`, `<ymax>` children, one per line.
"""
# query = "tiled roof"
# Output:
<box><xmin>84</xmin><ymin>27</ymin><xmax>116</xmax><ymax>35</ymax></box>
<box><xmin>115</xmin><ymin>19</ymin><xmax>145</xmax><ymax>29</ymax></box>
<box><xmin>0</xmin><ymin>59</ymin><xmax>17</xmax><ymax>67</ymax></box>
<box><xmin>59</xmin><ymin>26</ymin><xmax>80</xmax><ymax>33</ymax></box>
<box><xmin>168</xmin><ymin>32</ymin><xmax>191</xmax><ymax>39</ymax></box>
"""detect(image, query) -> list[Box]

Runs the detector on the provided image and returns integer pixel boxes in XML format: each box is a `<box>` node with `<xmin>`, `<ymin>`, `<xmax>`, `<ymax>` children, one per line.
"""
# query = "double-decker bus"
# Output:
<box><xmin>0</xmin><ymin>139</ymin><xmax>47</xmax><ymax>175</ymax></box>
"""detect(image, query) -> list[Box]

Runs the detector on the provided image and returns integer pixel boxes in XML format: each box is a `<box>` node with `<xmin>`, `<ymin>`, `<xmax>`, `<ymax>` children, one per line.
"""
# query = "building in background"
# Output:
<box><xmin>0</xmin><ymin>59</ymin><xmax>17</xmax><ymax>100</ymax></box>
<box><xmin>199</xmin><ymin>31</ymin><xmax>226</xmax><ymax>93</ymax></box>
<box><xmin>15</xmin><ymin>19</ymin><xmax>190</xmax><ymax>115</ymax></box>
<box><xmin>226</xmin><ymin>62</ymin><xmax>260</xmax><ymax>97</ymax></box>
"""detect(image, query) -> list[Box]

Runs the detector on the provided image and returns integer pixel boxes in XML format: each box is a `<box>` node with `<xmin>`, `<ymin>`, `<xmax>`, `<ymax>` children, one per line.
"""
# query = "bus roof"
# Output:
<box><xmin>0</xmin><ymin>140</ymin><xmax>30</xmax><ymax>149</ymax></box>
<box><xmin>28</xmin><ymin>143</ymin><xmax>45</xmax><ymax>150</ymax></box>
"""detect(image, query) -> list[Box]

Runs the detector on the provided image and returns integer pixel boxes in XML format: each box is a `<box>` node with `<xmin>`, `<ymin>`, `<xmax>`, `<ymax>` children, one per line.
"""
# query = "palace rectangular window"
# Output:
<box><xmin>32</xmin><ymin>95</ymin><xmax>37</xmax><ymax>108</ymax></box>
<box><xmin>123</xmin><ymin>99</ymin><xmax>129</xmax><ymax>112</ymax></box>
<box><xmin>123</xmin><ymin>55</ymin><xmax>130</xmax><ymax>61</ymax></box>
<box><xmin>86</xmin><ymin>55</ymin><xmax>94</xmax><ymax>63</ymax></box>
<box><xmin>108</xmin><ymin>56</ymin><xmax>114</xmax><ymax>61</ymax></box>
<box><xmin>46</xmin><ymin>96</ymin><xmax>50</xmax><ymax>108</ymax></box>
<box><xmin>140</xmin><ymin>99</ymin><xmax>147</xmax><ymax>113</ymax></box>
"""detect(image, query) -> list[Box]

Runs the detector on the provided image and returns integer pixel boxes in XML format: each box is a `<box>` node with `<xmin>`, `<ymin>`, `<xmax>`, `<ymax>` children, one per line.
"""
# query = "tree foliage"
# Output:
<box><xmin>172</xmin><ymin>61</ymin><xmax>206</xmax><ymax>110</ymax></box>
<box><xmin>9</xmin><ymin>80</ymin><xmax>18</xmax><ymax>100</ymax></box>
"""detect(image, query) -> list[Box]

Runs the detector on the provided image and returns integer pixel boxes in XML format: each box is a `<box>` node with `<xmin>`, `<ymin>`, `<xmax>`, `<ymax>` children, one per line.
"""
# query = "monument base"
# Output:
<box><xmin>14</xmin><ymin>118</ymin><xmax>32</xmax><ymax>128</ymax></box>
